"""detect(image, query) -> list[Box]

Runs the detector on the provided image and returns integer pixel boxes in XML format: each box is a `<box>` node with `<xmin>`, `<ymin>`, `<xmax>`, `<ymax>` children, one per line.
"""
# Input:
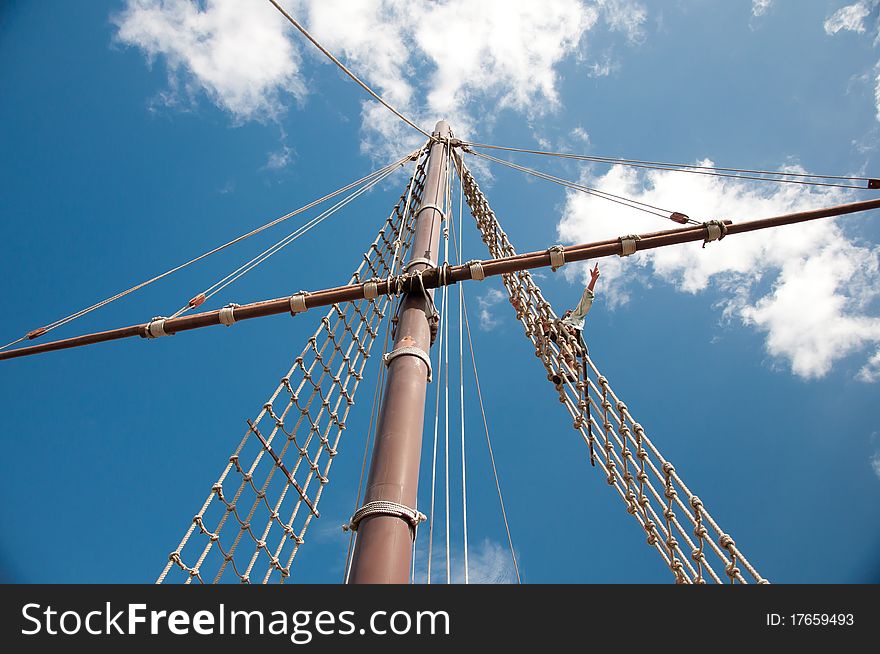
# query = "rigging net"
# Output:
<box><xmin>456</xmin><ymin>154</ymin><xmax>767</xmax><ymax>584</ymax></box>
<box><xmin>157</xmin><ymin>158</ymin><xmax>427</xmax><ymax>584</ymax></box>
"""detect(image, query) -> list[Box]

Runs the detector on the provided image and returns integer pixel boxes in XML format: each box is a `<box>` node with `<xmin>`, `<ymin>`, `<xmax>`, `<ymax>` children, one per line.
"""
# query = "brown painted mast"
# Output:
<box><xmin>346</xmin><ymin>120</ymin><xmax>452</xmax><ymax>583</ymax></box>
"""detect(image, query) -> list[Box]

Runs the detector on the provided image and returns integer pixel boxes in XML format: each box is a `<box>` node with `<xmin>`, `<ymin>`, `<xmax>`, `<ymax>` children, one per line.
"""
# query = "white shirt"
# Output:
<box><xmin>561</xmin><ymin>287</ymin><xmax>595</xmax><ymax>331</ymax></box>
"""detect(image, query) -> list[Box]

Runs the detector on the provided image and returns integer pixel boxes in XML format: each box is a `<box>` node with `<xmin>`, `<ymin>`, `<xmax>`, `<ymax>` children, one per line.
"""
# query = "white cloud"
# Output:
<box><xmin>824</xmin><ymin>1</ymin><xmax>874</xmax><ymax>35</ymax></box>
<box><xmin>114</xmin><ymin>1</ymin><xmax>651</xmax><ymax>159</ymax></box>
<box><xmin>857</xmin><ymin>348</ymin><xmax>880</xmax><ymax>380</ymax></box>
<box><xmin>114</xmin><ymin>0</ymin><xmax>306</xmax><ymax>122</ymax></box>
<box><xmin>417</xmin><ymin>539</ymin><xmax>518</xmax><ymax>584</ymax></box>
<box><xmin>871</xmin><ymin>451</ymin><xmax>880</xmax><ymax>479</ymax></box>
<box><xmin>752</xmin><ymin>0</ymin><xmax>773</xmax><ymax>18</ymax></box>
<box><xmin>476</xmin><ymin>288</ymin><xmax>507</xmax><ymax>331</ymax></box>
<box><xmin>587</xmin><ymin>53</ymin><xmax>619</xmax><ymax>78</ymax></box>
<box><xmin>597</xmin><ymin>0</ymin><xmax>648</xmax><ymax>43</ymax></box>
<box><xmin>303</xmin><ymin>0</ymin><xmax>601</xmax><ymax>158</ymax></box>
<box><xmin>413</xmin><ymin>1</ymin><xmax>597</xmax><ymax>118</ymax></box>
<box><xmin>824</xmin><ymin>2</ymin><xmax>880</xmax><ymax>119</ymax></box>
<box><xmin>458</xmin><ymin>539</ymin><xmax>518</xmax><ymax>583</ymax></box>
<box><xmin>264</xmin><ymin>144</ymin><xmax>294</xmax><ymax>170</ymax></box>
<box><xmin>571</xmin><ymin>126</ymin><xmax>591</xmax><ymax>144</ymax></box>
<box><xmin>557</xmin><ymin>164</ymin><xmax>880</xmax><ymax>379</ymax></box>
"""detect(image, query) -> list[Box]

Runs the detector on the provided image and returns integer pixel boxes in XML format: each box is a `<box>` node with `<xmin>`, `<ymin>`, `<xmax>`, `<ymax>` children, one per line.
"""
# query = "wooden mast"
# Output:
<box><xmin>346</xmin><ymin>120</ymin><xmax>452</xmax><ymax>583</ymax></box>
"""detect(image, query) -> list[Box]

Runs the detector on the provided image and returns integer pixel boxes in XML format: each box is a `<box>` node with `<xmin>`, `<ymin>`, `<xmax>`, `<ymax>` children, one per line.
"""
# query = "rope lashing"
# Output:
<box><xmin>289</xmin><ymin>291</ymin><xmax>310</xmax><ymax>315</ymax></box>
<box><xmin>403</xmin><ymin>257</ymin><xmax>437</xmax><ymax>272</ymax></box>
<box><xmin>386</xmin><ymin>273</ymin><xmax>404</xmax><ymax>297</ymax></box>
<box><xmin>218</xmin><ymin>303</ymin><xmax>240</xmax><ymax>327</ymax></box>
<box><xmin>342</xmin><ymin>500</ymin><xmax>427</xmax><ymax>536</ymax></box>
<box><xmin>144</xmin><ymin>316</ymin><xmax>171</xmax><ymax>339</ymax></box>
<box><xmin>548</xmin><ymin>245</ymin><xmax>566</xmax><ymax>271</ymax></box>
<box><xmin>383</xmin><ymin>344</ymin><xmax>433</xmax><ymax>382</ymax></box>
<box><xmin>436</xmin><ymin>262</ymin><xmax>451</xmax><ymax>287</ymax></box>
<box><xmin>619</xmin><ymin>234</ymin><xmax>642</xmax><ymax>257</ymax></box>
<box><xmin>467</xmin><ymin>260</ymin><xmax>485</xmax><ymax>281</ymax></box>
<box><xmin>362</xmin><ymin>280</ymin><xmax>379</xmax><ymax>300</ymax></box>
<box><xmin>702</xmin><ymin>220</ymin><xmax>728</xmax><ymax>248</ymax></box>
<box><xmin>415</xmin><ymin>203</ymin><xmax>446</xmax><ymax>221</ymax></box>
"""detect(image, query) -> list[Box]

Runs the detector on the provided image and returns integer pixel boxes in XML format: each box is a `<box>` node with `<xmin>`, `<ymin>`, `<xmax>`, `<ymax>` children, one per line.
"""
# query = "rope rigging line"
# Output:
<box><xmin>157</xmin><ymin>159</ymin><xmax>427</xmax><ymax>584</ymax></box>
<box><xmin>427</xmin><ymin>140</ymin><xmax>461</xmax><ymax>584</ymax></box>
<box><xmin>463</xmin><ymin>141</ymin><xmax>878</xmax><ymax>191</ymax></box>
<box><xmin>423</xmin><ymin>143</ymin><xmax>457</xmax><ymax>586</ymax></box>
<box><xmin>459</xmin><ymin>290</ymin><xmax>522</xmax><ymax>584</ymax></box>
<box><xmin>0</xmin><ymin>151</ymin><xmax>418</xmax><ymax>353</ymax></box>
<box><xmin>166</xmin><ymin>157</ymin><xmax>407</xmax><ymax>319</ymax></box>
<box><xmin>469</xmin><ymin>149</ymin><xmax>696</xmax><ymax>224</ymax></box>
<box><xmin>442</xmin><ymin>161</ymin><xmax>452</xmax><ymax>585</ymax></box>
<box><xmin>426</xmin><ymin>228</ymin><xmax>448</xmax><ymax>585</ymax></box>
<box><xmin>456</xmin><ymin>155</ymin><xmax>768</xmax><ymax>585</ymax></box>
<box><xmin>455</xmin><ymin>161</ymin><xmax>469</xmax><ymax>584</ymax></box>
<box><xmin>268</xmin><ymin>0</ymin><xmax>432</xmax><ymax>140</ymax></box>
<box><xmin>448</xmin><ymin>169</ymin><xmax>519</xmax><ymax>584</ymax></box>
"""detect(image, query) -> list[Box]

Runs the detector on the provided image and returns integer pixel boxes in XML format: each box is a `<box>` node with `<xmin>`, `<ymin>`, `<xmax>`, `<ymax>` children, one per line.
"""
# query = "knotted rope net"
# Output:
<box><xmin>157</xmin><ymin>159</ymin><xmax>427</xmax><ymax>584</ymax></box>
<box><xmin>457</xmin><ymin>156</ymin><xmax>766</xmax><ymax>584</ymax></box>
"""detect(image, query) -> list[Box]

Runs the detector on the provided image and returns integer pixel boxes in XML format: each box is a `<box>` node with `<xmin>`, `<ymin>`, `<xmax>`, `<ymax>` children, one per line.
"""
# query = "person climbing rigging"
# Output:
<box><xmin>562</xmin><ymin>262</ymin><xmax>600</xmax><ymax>336</ymax></box>
<box><xmin>541</xmin><ymin>263</ymin><xmax>600</xmax><ymax>386</ymax></box>
<box><xmin>565</xmin><ymin>262</ymin><xmax>600</xmax><ymax>467</ymax></box>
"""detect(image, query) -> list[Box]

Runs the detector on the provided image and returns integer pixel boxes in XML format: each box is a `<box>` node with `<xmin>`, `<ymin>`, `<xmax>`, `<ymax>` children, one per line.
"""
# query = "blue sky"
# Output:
<box><xmin>1</xmin><ymin>0</ymin><xmax>879</xmax><ymax>583</ymax></box>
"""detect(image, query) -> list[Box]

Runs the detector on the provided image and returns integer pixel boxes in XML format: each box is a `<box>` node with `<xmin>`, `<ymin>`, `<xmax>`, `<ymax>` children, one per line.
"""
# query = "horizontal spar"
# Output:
<box><xmin>2</xmin><ymin>196</ymin><xmax>879</xmax><ymax>362</ymax></box>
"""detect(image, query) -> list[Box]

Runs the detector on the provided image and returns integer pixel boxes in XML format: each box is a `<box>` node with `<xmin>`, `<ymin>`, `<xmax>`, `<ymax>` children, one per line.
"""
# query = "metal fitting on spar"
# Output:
<box><xmin>383</xmin><ymin>345</ymin><xmax>433</xmax><ymax>382</ymax></box>
<box><xmin>402</xmin><ymin>256</ymin><xmax>436</xmax><ymax>273</ymax></box>
<box><xmin>414</xmin><ymin>202</ymin><xmax>446</xmax><ymax>222</ymax></box>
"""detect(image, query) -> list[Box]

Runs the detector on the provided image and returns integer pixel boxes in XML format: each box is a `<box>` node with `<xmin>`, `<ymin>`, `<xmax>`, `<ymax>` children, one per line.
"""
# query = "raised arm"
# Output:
<box><xmin>587</xmin><ymin>263</ymin><xmax>600</xmax><ymax>292</ymax></box>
